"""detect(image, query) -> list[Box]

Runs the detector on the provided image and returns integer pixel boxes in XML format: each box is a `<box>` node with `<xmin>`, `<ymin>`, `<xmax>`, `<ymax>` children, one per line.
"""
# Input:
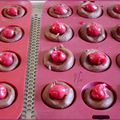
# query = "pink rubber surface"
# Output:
<box><xmin>35</xmin><ymin>1</ymin><xmax>120</xmax><ymax>120</ymax></box>
<box><xmin>0</xmin><ymin>0</ymin><xmax>32</xmax><ymax>119</ymax></box>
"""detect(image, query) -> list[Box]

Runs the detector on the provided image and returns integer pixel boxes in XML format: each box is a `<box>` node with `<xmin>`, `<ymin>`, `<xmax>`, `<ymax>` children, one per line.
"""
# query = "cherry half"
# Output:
<box><xmin>87</xmin><ymin>23</ymin><xmax>102</xmax><ymax>37</ymax></box>
<box><xmin>88</xmin><ymin>52</ymin><xmax>107</xmax><ymax>65</ymax></box>
<box><xmin>54</xmin><ymin>4</ymin><xmax>68</xmax><ymax>15</ymax></box>
<box><xmin>51</xmin><ymin>50</ymin><xmax>67</xmax><ymax>63</ymax></box>
<box><xmin>49</xmin><ymin>84</ymin><xmax>68</xmax><ymax>100</ymax></box>
<box><xmin>0</xmin><ymin>52</ymin><xmax>14</xmax><ymax>67</ymax></box>
<box><xmin>50</xmin><ymin>22</ymin><xmax>66</xmax><ymax>35</ymax></box>
<box><xmin>113</xmin><ymin>4</ymin><xmax>120</xmax><ymax>14</ymax></box>
<box><xmin>2</xmin><ymin>27</ymin><xmax>15</xmax><ymax>39</ymax></box>
<box><xmin>83</xmin><ymin>3</ymin><xmax>98</xmax><ymax>12</ymax></box>
<box><xmin>7</xmin><ymin>7</ymin><xmax>19</xmax><ymax>16</ymax></box>
<box><xmin>91</xmin><ymin>84</ymin><xmax>109</xmax><ymax>101</ymax></box>
<box><xmin>0</xmin><ymin>84</ymin><xmax>7</xmax><ymax>99</ymax></box>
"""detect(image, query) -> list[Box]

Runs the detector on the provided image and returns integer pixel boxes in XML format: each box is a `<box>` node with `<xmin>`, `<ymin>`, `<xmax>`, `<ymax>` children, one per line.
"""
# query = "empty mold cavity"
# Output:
<box><xmin>81</xmin><ymin>82</ymin><xmax>117</xmax><ymax>110</ymax></box>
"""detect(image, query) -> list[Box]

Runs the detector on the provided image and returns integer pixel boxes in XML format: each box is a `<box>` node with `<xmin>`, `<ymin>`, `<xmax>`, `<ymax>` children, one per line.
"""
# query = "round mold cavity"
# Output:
<box><xmin>0</xmin><ymin>25</ymin><xmax>24</xmax><ymax>43</ymax></box>
<box><xmin>111</xmin><ymin>25</ymin><xmax>120</xmax><ymax>42</ymax></box>
<box><xmin>80</xmin><ymin>50</ymin><xmax>111</xmax><ymax>73</ymax></box>
<box><xmin>81</xmin><ymin>82</ymin><xmax>117</xmax><ymax>110</ymax></box>
<box><xmin>2</xmin><ymin>5</ymin><xmax>27</xmax><ymax>19</ymax></box>
<box><xmin>78</xmin><ymin>25</ymin><xmax>107</xmax><ymax>43</ymax></box>
<box><xmin>43</xmin><ymin>46</ymin><xmax>75</xmax><ymax>72</ymax></box>
<box><xmin>41</xmin><ymin>81</ymin><xmax>76</xmax><ymax>109</ymax></box>
<box><xmin>0</xmin><ymin>82</ymin><xmax>18</xmax><ymax>109</ymax></box>
<box><xmin>107</xmin><ymin>4</ymin><xmax>120</xmax><ymax>19</ymax></box>
<box><xmin>0</xmin><ymin>51</ymin><xmax>21</xmax><ymax>72</ymax></box>
<box><xmin>77</xmin><ymin>1</ymin><xmax>103</xmax><ymax>19</ymax></box>
<box><xmin>116</xmin><ymin>54</ymin><xmax>120</xmax><ymax>68</ymax></box>
<box><xmin>47</xmin><ymin>4</ymin><xmax>73</xmax><ymax>18</ymax></box>
<box><xmin>45</xmin><ymin>24</ymin><xmax>74</xmax><ymax>42</ymax></box>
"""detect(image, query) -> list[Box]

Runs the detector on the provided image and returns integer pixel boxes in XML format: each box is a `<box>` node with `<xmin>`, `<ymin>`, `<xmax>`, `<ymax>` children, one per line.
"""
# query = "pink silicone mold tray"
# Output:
<box><xmin>35</xmin><ymin>1</ymin><xmax>120</xmax><ymax>120</ymax></box>
<box><xmin>0</xmin><ymin>0</ymin><xmax>32</xmax><ymax>119</ymax></box>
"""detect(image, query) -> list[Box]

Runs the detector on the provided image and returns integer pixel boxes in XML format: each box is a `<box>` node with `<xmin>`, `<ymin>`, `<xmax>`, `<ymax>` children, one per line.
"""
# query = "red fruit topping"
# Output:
<box><xmin>51</xmin><ymin>50</ymin><xmax>67</xmax><ymax>63</ymax></box>
<box><xmin>88</xmin><ymin>52</ymin><xmax>107</xmax><ymax>65</ymax></box>
<box><xmin>0</xmin><ymin>53</ymin><xmax>14</xmax><ymax>66</ymax></box>
<box><xmin>49</xmin><ymin>84</ymin><xmax>68</xmax><ymax>100</ymax></box>
<box><xmin>2</xmin><ymin>28</ymin><xmax>15</xmax><ymax>39</ymax></box>
<box><xmin>7</xmin><ymin>7</ymin><xmax>18</xmax><ymax>16</ymax></box>
<box><xmin>54</xmin><ymin>4</ymin><xmax>68</xmax><ymax>15</ymax></box>
<box><xmin>51</xmin><ymin>22</ymin><xmax>66</xmax><ymax>35</ymax></box>
<box><xmin>91</xmin><ymin>84</ymin><xmax>109</xmax><ymax>101</ymax></box>
<box><xmin>117</xmin><ymin>26</ymin><xmax>120</xmax><ymax>35</ymax></box>
<box><xmin>83</xmin><ymin>3</ymin><xmax>97</xmax><ymax>12</ymax></box>
<box><xmin>87</xmin><ymin>23</ymin><xmax>102</xmax><ymax>37</ymax></box>
<box><xmin>0</xmin><ymin>85</ymin><xmax>7</xmax><ymax>99</ymax></box>
<box><xmin>113</xmin><ymin>4</ymin><xmax>120</xmax><ymax>14</ymax></box>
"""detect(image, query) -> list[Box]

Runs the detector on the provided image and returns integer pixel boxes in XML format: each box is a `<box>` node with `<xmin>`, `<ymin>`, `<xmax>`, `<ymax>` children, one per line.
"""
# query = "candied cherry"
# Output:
<box><xmin>2</xmin><ymin>28</ymin><xmax>15</xmax><ymax>39</ymax></box>
<box><xmin>51</xmin><ymin>22</ymin><xmax>66</xmax><ymax>35</ymax></box>
<box><xmin>7</xmin><ymin>7</ymin><xmax>18</xmax><ymax>16</ymax></box>
<box><xmin>88</xmin><ymin>52</ymin><xmax>107</xmax><ymax>65</ymax></box>
<box><xmin>87</xmin><ymin>23</ymin><xmax>102</xmax><ymax>37</ymax></box>
<box><xmin>113</xmin><ymin>4</ymin><xmax>120</xmax><ymax>14</ymax></box>
<box><xmin>83</xmin><ymin>3</ymin><xmax>98</xmax><ymax>12</ymax></box>
<box><xmin>91</xmin><ymin>84</ymin><xmax>109</xmax><ymax>101</ymax></box>
<box><xmin>0</xmin><ymin>52</ymin><xmax>14</xmax><ymax>66</ymax></box>
<box><xmin>49</xmin><ymin>84</ymin><xmax>68</xmax><ymax>100</ymax></box>
<box><xmin>0</xmin><ymin>85</ymin><xmax>7</xmax><ymax>99</ymax></box>
<box><xmin>51</xmin><ymin>50</ymin><xmax>67</xmax><ymax>63</ymax></box>
<box><xmin>54</xmin><ymin>4</ymin><xmax>68</xmax><ymax>15</ymax></box>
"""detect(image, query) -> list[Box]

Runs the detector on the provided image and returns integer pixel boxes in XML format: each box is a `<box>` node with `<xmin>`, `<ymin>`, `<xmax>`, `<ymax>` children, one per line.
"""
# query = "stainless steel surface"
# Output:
<box><xmin>21</xmin><ymin>1</ymin><xmax>45</xmax><ymax>119</ymax></box>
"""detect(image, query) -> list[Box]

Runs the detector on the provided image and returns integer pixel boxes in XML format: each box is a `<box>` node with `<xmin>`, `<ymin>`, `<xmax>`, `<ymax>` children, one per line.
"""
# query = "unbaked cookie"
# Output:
<box><xmin>80</xmin><ymin>49</ymin><xmax>111</xmax><ymax>72</ymax></box>
<box><xmin>43</xmin><ymin>45</ymin><xmax>74</xmax><ymax>72</ymax></box>
<box><xmin>79</xmin><ymin>22</ymin><xmax>106</xmax><ymax>43</ymax></box>
<box><xmin>42</xmin><ymin>81</ymin><xmax>75</xmax><ymax>109</ymax></box>
<box><xmin>45</xmin><ymin>22</ymin><xmax>73</xmax><ymax>42</ymax></box>
<box><xmin>48</xmin><ymin>4</ymin><xmax>72</xmax><ymax>18</ymax></box>
<box><xmin>77</xmin><ymin>1</ymin><xmax>102</xmax><ymax>18</ymax></box>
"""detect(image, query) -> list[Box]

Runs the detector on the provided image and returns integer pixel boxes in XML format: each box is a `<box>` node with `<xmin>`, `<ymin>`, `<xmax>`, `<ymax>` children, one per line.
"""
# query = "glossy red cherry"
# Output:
<box><xmin>87</xmin><ymin>23</ymin><xmax>102</xmax><ymax>37</ymax></box>
<box><xmin>91</xmin><ymin>84</ymin><xmax>109</xmax><ymax>101</ymax></box>
<box><xmin>88</xmin><ymin>52</ymin><xmax>107</xmax><ymax>65</ymax></box>
<box><xmin>54</xmin><ymin>4</ymin><xmax>68</xmax><ymax>15</ymax></box>
<box><xmin>113</xmin><ymin>4</ymin><xmax>120</xmax><ymax>14</ymax></box>
<box><xmin>0</xmin><ymin>85</ymin><xmax>7</xmax><ymax>99</ymax></box>
<box><xmin>117</xmin><ymin>26</ymin><xmax>120</xmax><ymax>35</ymax></box>
<box><xmin>49</xmin><ymin>84</ymin><xmax>68</xmax><ymax>100</ymax></box>
<box><xmin>7</xmin><ymin>7</ymin><xmax>18</xmax><ymax>16</ymax></box>
<box><xmin>51</xmin><ymin>50</ymin><xmax>67</xmax><ymax>63</ymax></box>
<box><xmin>2</xmin><ymin>28</ymin><xmax>15</xmax><ymax>39</ymax></box>
<box><xmin>51</xmin><ymin>22</ymin><xmax>66</xmax><ymax>35</ymax></box>
<box><xmin>83</xmin><ymin>3</ymin><xmax>97</xmax><ymax>12</ymax></box>
<box><xmin>0</xmin><ymin>53</ymin><xmax>14</xmax><ymax>66</ymax></box>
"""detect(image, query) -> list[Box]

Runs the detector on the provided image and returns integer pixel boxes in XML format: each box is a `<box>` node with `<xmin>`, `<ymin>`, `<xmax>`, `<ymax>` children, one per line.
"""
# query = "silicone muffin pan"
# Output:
<box><xmin>0</xmin><ymin>0</ymin><xmax>32</xmax><ymax>119</ymax></box>
<box><xmin>35</xmin><ymin>0</ymin><xmax>120</xmax><ymax>120</ymax></box>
